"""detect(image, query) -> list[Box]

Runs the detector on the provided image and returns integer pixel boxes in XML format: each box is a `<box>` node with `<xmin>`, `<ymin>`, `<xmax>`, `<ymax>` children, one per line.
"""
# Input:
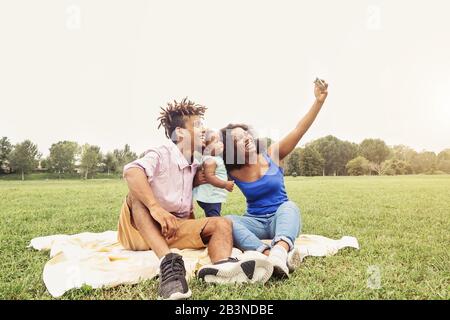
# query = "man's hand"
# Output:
<box><xmin>224</xmin><ymin>180</ymin><xmax>235</xmax><ymax>192</ymax></box>
<box><xmin>193</xmin><ymin>169</ymin><xmax>207</xmax><ymax>187</ymax></box>
<box><xmin>314</xmin><ymin>78</ymin><xmax>328</xmax><ymax>103</ymax></box>
<box><xmin>149</xmin><ymin>205</ymin><xmax>179</xmax><ymax>240</ymax></box>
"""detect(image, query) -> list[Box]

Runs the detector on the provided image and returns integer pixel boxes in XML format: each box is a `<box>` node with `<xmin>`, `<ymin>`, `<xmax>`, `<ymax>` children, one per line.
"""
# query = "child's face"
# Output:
<box><xmin>205</xmin><ymin>132</ymin><xmax>224</xmax><ymax>156</ymax></box>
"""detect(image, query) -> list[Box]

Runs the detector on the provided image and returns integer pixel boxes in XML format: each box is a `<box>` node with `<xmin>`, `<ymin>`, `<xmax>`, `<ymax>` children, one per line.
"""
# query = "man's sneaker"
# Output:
<box><xmin>198</xmin><ymin>257</ymin><xmax>273</xmax><ymax>284</ymax></box>
<box><xmin>267</xmin><ymin>254</ymin><xmax>289</xmax><ymax>278</ymax></box>
<box><xmin>158</xmin><ymin>253</ymin><xmax>192</xmax><ymax>300</ymax></box>
<box><xmin>287</xmin><ymin>246</ymin><xmax>302</xmax><ymax>273</ymax></box>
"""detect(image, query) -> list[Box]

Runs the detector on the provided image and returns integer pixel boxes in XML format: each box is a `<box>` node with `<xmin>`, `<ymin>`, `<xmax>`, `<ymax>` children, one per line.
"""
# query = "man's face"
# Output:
<box><xmin>181</xmin><ymin>115</ymin><xmax>206</xmax><ymax>152</ymax></box>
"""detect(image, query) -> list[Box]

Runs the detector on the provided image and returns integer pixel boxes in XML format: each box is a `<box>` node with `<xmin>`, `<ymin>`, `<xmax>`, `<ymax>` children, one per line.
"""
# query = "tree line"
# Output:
<box><xmin>282</xmin><ymin>135</ymin><xmax>450</xmax><ymax>176</ymax></box>
<box><xmin>0</xmin><ymin>137</ymin><xmax>138</xmax><ymax>180</ymax></box>
<box><xmin>1</xmin><ymin>136</ymin><xmax>449</xmax><ymax>180</ymax></box>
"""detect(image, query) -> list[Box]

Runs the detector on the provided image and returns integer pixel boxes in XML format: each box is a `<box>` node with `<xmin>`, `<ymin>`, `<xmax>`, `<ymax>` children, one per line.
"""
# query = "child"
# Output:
<box><xmin>193</xmin><ymin>129</ymin><xmax>234</xmax><ymax>217</ymax></box>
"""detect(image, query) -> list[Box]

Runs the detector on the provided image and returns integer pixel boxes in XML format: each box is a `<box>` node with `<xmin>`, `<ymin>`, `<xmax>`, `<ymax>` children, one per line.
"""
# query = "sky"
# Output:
<box><xmin>1</xmin><ymin>0</ymin><xmax>449</xmax><ymax>157</ymax></box>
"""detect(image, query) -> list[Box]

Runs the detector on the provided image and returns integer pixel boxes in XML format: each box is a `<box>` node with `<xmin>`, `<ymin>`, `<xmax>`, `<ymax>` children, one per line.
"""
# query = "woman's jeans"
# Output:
<box><xmin>225</xmin><ymin>201</ymin><xmax>301</xmax><ymax>253</ymax></box>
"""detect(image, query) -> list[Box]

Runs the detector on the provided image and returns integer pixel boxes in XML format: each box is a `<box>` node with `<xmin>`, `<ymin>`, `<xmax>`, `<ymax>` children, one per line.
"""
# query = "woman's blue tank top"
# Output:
<box><xmin>230</xmin><ymin>153</ymin><xmax>289</xmax><ymax>215</ymax></box>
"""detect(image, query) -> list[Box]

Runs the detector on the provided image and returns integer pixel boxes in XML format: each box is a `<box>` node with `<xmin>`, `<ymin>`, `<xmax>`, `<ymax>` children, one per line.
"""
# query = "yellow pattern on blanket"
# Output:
<box><xmin>28</xmin><ymin>231</ymin><xmax>359</xmax><ymax>298</ymax></box>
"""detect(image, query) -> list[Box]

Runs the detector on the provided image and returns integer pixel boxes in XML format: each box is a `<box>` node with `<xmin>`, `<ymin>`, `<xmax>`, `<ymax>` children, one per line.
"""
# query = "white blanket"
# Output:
<box><xmin>29</xmin><ymin>231</ymin><xmax>359</xmax><ymax>298</ymax></box>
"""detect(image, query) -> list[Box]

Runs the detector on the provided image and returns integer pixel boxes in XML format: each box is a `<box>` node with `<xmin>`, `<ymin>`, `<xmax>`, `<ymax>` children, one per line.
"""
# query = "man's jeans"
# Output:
<box><xmin>225</xmin><ymin>201</ymin><xmax>301</xmax><ymax>253</ymax></box>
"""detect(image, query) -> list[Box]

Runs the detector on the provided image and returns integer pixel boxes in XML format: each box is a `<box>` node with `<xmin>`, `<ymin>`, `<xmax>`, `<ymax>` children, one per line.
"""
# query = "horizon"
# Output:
<box><xmin>1</xmin><ymin>131</ymin><xmax>448</xmax><ymax>159</ymax></box>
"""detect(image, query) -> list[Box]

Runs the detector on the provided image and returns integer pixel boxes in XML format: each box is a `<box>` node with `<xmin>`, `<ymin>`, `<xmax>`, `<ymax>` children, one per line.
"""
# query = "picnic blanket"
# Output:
<box><xmin>28</xmin><ymin>231</ymin><xmax>359</xmax><ymax>298</ymax></box>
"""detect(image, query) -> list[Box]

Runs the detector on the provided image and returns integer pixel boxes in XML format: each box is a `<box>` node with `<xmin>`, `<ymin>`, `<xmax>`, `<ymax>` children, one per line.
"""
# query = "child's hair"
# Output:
<box><xmin>205</xmin><ymin>129</ymin><xmax>219</xmax><ymax>146</ymax></box>
<box><xmin>203</xmin><ymin>129</ymin><xmax>223</xmax><ymax>157</ymax></box>
<box><xmin>157</xmin><ymin>98</ymin><xmax>207</xmax><ymax>143</ymax></box>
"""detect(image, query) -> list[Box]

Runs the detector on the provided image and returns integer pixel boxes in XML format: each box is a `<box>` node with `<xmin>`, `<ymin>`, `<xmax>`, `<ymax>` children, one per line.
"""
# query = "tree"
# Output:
<box><xmin>9</xmin><ymin>140</ymin><xmax>41</xmax><ymax>180</ymax></box>
<box><xmin>346</xmin><ymin>156</ymin><xmax>370</xmax><ymax>176</ymax></box>
<box><xmin>48</xmin><ymin>141</ymin><xmax>79</xmax><ymax>178</ymax></box>
<box><xmin>300</xmin><ymin>146</ymin><xmax>324</xmax><ymax>176</ymax></box>
<box><xmin>368</xmin><ymin>162</ymin><xmax>385</xmax><ymax>176</ymax></box>
<box><xmin>390</xmin><ymin>145</ymin><xmax>417</xmax><ymax>163</ymax></box>
<box><xmin>337</xmin><ymin>140</ymin><xmax>359</xmax><ymax>175</ymax></box>
<box><xmin>308</xmin><ymin>135</ymin><xmax>341</xmax><ymax>176</ymax></box>
<box><xmin>39</xmin><ymin>158</ymin><xmax>49</xmax><ymax>170</ymax></box>
<box><xmin>284</xmin><ymin>148</ymin><xmax>302</xmax><ymax>176</ymax></box>
<box><xmin>0</xmin><ymin>137</ymin><xmax>13</xmax><ymax>173</ymax></box>
<box><xmin>436</xmin><ymin>149</ymin><xmax>450</xmax><ymax>173</ymax></box>
<box><xmin>411</xmin><ymin>151</ymin><xmax>437</xmax><ymax>174</ymax></box>
<box><xmin>307</xmin><ymin>136</ymin><xmax>358</xmax><ymax>176</ymax></box>
<box><xmin>103</xmin><ymin>152</ymin><xmax>118</xmax><ymax>175</ymax></box>
<box><xmin>359</xmin><ymin>139</ymin><xmax>390</xmax><ymax>164</ymax></box>
<box><xmin>80</xmin><ymin>144</ymin><xmax>102</xmax><ymax>179</ymax></box>
<box><xmin>381</xmin><ymin>159</ymin><xmax>412</xmax><ymax>175</ymax></box>
<box><xmin>113</xmin><ymin>144</ymin><xmax>137</xmax><ymax>174</ymax></box>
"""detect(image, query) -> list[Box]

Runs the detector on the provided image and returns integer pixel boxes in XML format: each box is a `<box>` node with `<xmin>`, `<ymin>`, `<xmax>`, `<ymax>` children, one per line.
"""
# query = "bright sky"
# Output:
<box><xmin>1</xmin><ymin>0</ymin><xmax>449</xmax><ymax>156</ymax></box>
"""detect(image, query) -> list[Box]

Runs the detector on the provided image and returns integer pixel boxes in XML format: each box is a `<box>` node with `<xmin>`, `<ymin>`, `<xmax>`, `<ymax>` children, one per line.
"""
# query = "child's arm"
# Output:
<box><xmin>204</xmin><ymin>159</ymin><xmax>234</xmax><ymax>192</ymax></box>
<box><xmin>268</xmin><ymin>80</ymin><xmax>329</xmax><ymax>163</ymax></box>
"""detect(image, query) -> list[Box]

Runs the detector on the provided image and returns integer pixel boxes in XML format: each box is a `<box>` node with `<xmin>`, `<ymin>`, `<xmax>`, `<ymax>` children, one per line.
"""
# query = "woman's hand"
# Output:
<box><xmin>314</xmin><ymin>78</ymin><xmax>328</xmax><ymax>103</ymax></box>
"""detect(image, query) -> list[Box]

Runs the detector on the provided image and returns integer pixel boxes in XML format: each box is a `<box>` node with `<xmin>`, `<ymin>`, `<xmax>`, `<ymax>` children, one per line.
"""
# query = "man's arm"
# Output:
<box><xmin>268</xmin><ymin>80</ymin><xmax>328</xmax><ymax>163</ymax></box>
<box><xmin>193</xmin><ymin>168</ymin><xmax>207</xmax><ymax>188</ymax></box>
<box><xmin>124</xmin><ymin>167</ymin><xmax>179</xmax><ymax>239</ymax></box>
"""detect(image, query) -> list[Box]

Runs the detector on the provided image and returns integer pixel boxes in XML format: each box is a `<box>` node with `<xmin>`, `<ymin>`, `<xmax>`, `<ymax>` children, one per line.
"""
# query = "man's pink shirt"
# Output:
<box><xmin>123</xmin><ymin>142</ymin><xmax>200</xmax><ymax>219</ymax></box>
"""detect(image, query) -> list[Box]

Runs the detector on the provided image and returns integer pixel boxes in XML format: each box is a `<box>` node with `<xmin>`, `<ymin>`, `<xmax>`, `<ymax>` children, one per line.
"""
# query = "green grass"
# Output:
<box><xmin>1</xmin><ymin>176</ymin><xmax>449</xmax><ymax>300</ymax></box>
<box><xmin>0</xmin><ymin>172</ymin><xmax>122</xmax><ymax>181</ymax></box>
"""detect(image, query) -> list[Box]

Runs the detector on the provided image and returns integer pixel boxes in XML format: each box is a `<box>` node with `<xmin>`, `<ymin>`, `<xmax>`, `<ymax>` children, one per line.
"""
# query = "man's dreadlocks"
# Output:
<box><xmin>157</xmin><ymin>98</ymin><xmax>207</xmax><ymax>142</ymax></box>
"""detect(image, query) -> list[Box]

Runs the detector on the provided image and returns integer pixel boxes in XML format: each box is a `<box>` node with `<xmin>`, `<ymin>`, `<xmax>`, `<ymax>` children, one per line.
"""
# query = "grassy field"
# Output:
<box><xmin>0</xmin><ymin>175</ymin><xmax>449</xmax><ymax>300</ymax></box>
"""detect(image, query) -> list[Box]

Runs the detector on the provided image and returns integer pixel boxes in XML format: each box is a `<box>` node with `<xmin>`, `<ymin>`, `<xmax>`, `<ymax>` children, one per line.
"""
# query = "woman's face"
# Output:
<box><xmin>231</xmin><ymin>127</ymin><xmax>257</xmax><ymax>162</ymax></box>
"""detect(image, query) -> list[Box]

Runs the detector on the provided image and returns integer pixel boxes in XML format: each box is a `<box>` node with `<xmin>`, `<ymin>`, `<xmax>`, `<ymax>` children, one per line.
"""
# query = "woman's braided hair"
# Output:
<box><xmin>157</xmin><ymin>98</ymin><xmax>207</xmax><ymax>142</ymax></box>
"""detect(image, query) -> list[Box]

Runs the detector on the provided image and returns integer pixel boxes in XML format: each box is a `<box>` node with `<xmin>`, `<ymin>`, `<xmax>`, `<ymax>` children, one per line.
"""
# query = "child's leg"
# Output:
<box><xmin>197</xmin><ymin>201</ymin><xmax>222</xmax><ymax>217</ymax></box>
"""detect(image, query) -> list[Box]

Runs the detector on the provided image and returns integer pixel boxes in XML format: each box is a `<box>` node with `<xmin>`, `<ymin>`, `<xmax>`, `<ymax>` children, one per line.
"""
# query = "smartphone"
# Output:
<box><xmin>314</xmin><ymin>77</ymin><xmax>326</xmax><ymax>88</ymax></box>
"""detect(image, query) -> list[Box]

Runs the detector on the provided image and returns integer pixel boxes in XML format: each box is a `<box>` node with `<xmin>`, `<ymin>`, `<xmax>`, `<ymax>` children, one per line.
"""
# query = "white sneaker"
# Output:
<box><xmin>198</xmin><ymin>257</ymin><xmax>273</xmax><ymax>284</ymax></box>
<box><xmin>267</xmin><ymin>254</ymin><xmax>289</xmax><ymax>278</ymax></box>
<box><xmin>287</xmin><ymin>246</ymin><xmax>302</xmax><ymax>273</ymax></box>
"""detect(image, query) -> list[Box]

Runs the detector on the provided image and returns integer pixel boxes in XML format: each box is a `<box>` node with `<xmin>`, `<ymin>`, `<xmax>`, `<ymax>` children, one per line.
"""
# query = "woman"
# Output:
<box><xmin>222</xmin><ymin>79</ymin><xmax>329</xmax><ymax>278</ymax></box>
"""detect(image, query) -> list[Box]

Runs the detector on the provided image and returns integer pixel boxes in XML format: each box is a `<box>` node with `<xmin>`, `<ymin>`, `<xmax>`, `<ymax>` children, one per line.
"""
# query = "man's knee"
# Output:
<box><xmin>127</xmin><ymin>193</ymin><xmax>146</xmax><ymax>211</ymax></box>
<box><xmin>218</xmin><ymin>217</ymin><xmax>233</xmax><ymax>231</ymax></box>
<box><xmin>204</xmin><ymin>217</ymin><xmax>232</xmax><ymax>235</ymax></box>
<box><xmin>126</xmin><ymin>193</ymin><xmax>135</xmax><ymax>208</ymax></box>
<box><xmin>126</xmin><ymin>193</ymin><xmax>152</xmax><ymax>229</ymax></box>
<box><xmin>226</xmin><ymin>218</ymin><xmax>233</xmax><ymax>233</ymax></box>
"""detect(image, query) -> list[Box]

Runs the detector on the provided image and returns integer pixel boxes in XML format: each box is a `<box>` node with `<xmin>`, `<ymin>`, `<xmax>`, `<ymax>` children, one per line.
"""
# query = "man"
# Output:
<box><xmin>118</xmin><ymin>98</ymin><xmax>273</xmax><ymax>300</ymax></box>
